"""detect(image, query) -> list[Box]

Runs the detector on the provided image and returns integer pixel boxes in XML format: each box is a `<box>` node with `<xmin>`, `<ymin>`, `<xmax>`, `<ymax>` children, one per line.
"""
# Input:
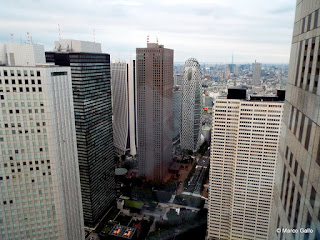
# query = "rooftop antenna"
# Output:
<box><xmin>27</xmin><ymin>32</ymin><xmax>30</xmax><ymax>44</ymax></box>
<box><xmin>10</xmin><ymin>34</ymin><xmax>13</xmax><ymax>43</ymax></box>
<box><xmin>93</xmin><ymin>29</ymin><xmax>95</xmax><ymax>42</ymax></box>
<box><xmin>147</xmin><ymin>35</ymin><xmax>149</xmax><ymax>44</ymax></box>
<box><xmin>156</xmin><ymin>36</ymin><xmax>158</xmax><ymax>45</ymax></box>
<box><xmin>58</xmin><ymin>24</ymin><xmax>61</xmax><ymax>40</ymax></box>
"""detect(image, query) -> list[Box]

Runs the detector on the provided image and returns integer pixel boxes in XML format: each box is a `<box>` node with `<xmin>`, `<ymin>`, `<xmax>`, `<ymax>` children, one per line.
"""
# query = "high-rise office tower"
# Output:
<box><xmin>180</xmin><ymin>58</ymin><xmax>203</xmax><ymax>151</ymax></box>
<box><xmin>111</xmin><ymin>60</ymin><xmax>137</xmax><ymax>156</ymax></box>
<box><xmin>0</xmin><ymin>43</ymin><xmax>84</xmax><ymax>240</ymax></box>
<box><xmin>207</xmin><ymin>89</ymin><xmax>284</xmax><ymax>240</ymax></box>
<box><xmin>224</xmin><ymin>66</ymin><xmax>231</xmax><ymax>80</ymax></box>
<box><xmin>46</xmin><ymin>39</ymin><xmax>116</xmax><ymax>226</ymax></box>
<box><xmin>136</xmin><ymin>42</ymin><xmax>173</xmax><ymax>180</ymax></box>
<box><xmin>173</xmin><ymin>86</ymin><xmax>181</xmax><ymax>142</ymax></box>
<box><xmin>269</xmin><ymin>2</ymin><xmax>320</xmax><ymax>239</ymax></box>
<box><xmin>253</xmin><ymin>61</ymin><xmax>262</xmax><ymax>85</ymax></box>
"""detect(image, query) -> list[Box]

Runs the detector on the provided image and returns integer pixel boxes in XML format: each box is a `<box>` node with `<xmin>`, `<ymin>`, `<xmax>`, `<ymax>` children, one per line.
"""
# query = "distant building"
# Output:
<box><xmin>203</xmin><ymin>95</ymin><xmax>213</xmax><ymax>108</ymax></box>
<box><xmin>173</xmin><ymin>87</ymin><xmax>182</xmax><ymax>141</ymax></box>
<box><xmin>0</xmin><ymin>43</ymin><xmax>84</xmax><ymax>239</ymax></box>
<box><xmin>234</xmin><ymin>66</ymin><xmax>239</xmax><ymax>76</ymax></box>
<box><xmin>228</xmin><ymin>64</ymin><xmax>236</xmax><ymax>74</ymax></box>
<box><xmin>269</xmin><ymin>1</ymin><xmax>320</xmax><ymax>239</ymax></box>
<box><xmin>136</xmin><ymin>42</ymin><xmax>173</xmax><ymax>180</ymax></box>
<box><xmin>111</xmin><ymin>60</ymin><xmax>137</xmax><ymax>156</ymax></box>
<box><xmin>174</xmin><ymin>74</ymin><xmax>183</xmax><ymax>86</ymax></box>
<box><xmin>207</xmin><ymin>89</ymin><xmax>284</xmax><ymax>240</ymax></box>
<box><xmin>46</xmin><ymin>39</ymin><xmax>116</xmax><ymax>226</ymax></box>
<box><xmin>224</xmin><ymin>66</ymin><xmax>230</xmax><ymax>80</ymax></box>
<box><xmin>253</xmin><ymin>61</ymin><xmax>261</xmax><ymax>85</ymax></box>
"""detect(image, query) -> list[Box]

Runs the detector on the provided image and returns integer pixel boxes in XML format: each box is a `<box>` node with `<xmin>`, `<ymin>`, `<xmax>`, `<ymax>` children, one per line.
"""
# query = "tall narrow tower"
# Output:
<box><xmin>253</xmin><ymin>60</ymin><xmax>261</xmax><ymax>85</ymax></box>
<box><xmin>111</xmin><ymin>60</ymin><xmax>137</xmax><ymax>156</ymax></box>
<box><xmin>136</xmin><ymin>42</ymin><xmax>174</xmax><ymax>180</ymax></box>
<box><xmin>180</xmin><ymin>58</ymin><xmax>203</xmax><ymax>151</ymax></box>
<box><xmin>270</xmin><ymin>2</ymin><xmax>320</xmax><ymax>240</ymax></box>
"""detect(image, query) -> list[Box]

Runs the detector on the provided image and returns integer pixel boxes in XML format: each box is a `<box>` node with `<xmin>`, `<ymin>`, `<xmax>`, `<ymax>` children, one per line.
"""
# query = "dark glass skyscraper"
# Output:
<box><xmin>46</xmin><ymin>39</ymin><xmax>116</xmax><ymax>226</ymax></box>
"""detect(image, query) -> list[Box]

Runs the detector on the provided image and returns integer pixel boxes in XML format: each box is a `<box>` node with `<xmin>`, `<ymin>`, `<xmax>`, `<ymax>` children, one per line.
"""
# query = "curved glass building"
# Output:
<box><xmin>180</xmin><ymin>58</ymin><xmax>203</xmax><ymax>151</ymax></box>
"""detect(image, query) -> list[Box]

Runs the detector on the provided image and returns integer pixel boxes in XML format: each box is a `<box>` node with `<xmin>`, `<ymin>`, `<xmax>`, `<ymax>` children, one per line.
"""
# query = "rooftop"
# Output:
<box><xmin>109</xmin><ymin>225</ymin><xmax>136</xmax><ymax>239</ymax></box>
<box><xmin>124</xmin><ymin>200</ymin><xmax>144</xmax><ymax>210</ymax></box>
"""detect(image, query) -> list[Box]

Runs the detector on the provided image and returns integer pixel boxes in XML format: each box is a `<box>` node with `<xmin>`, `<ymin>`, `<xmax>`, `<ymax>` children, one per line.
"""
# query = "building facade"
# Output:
<box><xmin>111</xmin><ymin>60</ymin><xmax>137</xmax><ymax>156</ymax></box>
<box><xmin>207</xmin><ymin>89</ymin><xmax>284</xmax><ymax>240</ymax></box>
<box><xmin>269</xmin><ymin>1</ymin><xmax>320</xmax><ymax>239</ymax></box>
<box><xmin>173</xmin><ymin>87</ymin><xmax>181</xmax><ymax>142</ymax></box>
<box><xmin>46</xmin><ymin>39</ymin><xmax>116</xmax><ymax>226</ymax></box>
<box><xmin>0</xmin><ymin>43</ymin><xmax>84</xmax><ymax>239</ymax></box>
<box><xmin>136</xmin><ymin>43</ymin><xmax>173</xmax><ymax>180</ymax></box>
<box><xmin>180</xmin><ymin>58</ymin><xmax>203</xmax><ymax>151</ymax></box>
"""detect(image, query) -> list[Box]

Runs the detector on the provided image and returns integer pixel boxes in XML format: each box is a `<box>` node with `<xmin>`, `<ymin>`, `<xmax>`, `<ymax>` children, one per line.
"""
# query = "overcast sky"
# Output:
<box><xmin>1</xmin><ymin>0</ymin><xmax>295</xmax><ymax>64</ymax></box>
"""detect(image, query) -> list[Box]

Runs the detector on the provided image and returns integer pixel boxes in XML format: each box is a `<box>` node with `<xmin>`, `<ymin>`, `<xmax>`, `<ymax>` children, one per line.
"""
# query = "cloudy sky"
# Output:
<box><xmin>1</xmin><ymin>0</ymin><xmax>295</xmax><ymax>64</ymax></box>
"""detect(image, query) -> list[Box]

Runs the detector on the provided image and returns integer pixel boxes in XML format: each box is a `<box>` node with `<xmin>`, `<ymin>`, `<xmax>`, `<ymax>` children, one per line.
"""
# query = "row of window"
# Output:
<box><xmin>0</xmin><ymin>70</ymin><xmax>41</xmax><ymax>77</ymax></box>
<box><xmin>0</xmin><ymin>87</ymin><xmax>42</xmax><ymax>93</ymax></box>
<box><xmin>0</xmin><ymin>79</ymin><xmax>41</xmax><ymax>85</ymax></box>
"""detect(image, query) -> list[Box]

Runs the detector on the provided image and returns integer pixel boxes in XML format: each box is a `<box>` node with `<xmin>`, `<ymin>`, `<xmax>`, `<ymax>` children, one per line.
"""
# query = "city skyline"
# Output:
<box><xmin>2</xmin><ymin>1</ymin><xmax>320</xmax><ymax>239</ymax></box>
<box><xmin>1</xmin><ymin>0</ymin><xmax>294</xmax><ymax>63</ymax></box>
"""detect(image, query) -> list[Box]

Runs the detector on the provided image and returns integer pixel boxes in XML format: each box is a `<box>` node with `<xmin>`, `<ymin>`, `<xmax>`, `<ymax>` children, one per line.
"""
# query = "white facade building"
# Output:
<box><xmin>0</xmin><ymin>43</ymin><xmax>46</xmax><ymax>67</ymax></box>
<box><xmin>0</xmin><ymin>44</ymin><xmax>84</xmax><ymax>240</ymax></box>
<box><xmin>180</xmin><ymin>58</ymin><xmax>203</xmax><ymax>151</ymax></box>
<box><xmin>111</xmin><ymin>60</ymin><xmax>137</xmax><ymax>156</ymax></box>
<box><xmin>207</xmin><ymin>90</ymin><xmax>284</xmax><ymax>240</ymax></box>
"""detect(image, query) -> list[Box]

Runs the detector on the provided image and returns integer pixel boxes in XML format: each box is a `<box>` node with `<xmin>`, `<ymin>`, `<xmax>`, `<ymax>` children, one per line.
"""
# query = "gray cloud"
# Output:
<box><xmin>0</xmin><ymin>0</ymin><xmax>295</xmax><ymax>63</ymax></box>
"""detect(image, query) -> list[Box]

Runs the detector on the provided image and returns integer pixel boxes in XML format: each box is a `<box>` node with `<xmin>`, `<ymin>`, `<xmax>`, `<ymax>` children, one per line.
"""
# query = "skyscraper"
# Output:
<box><xmin>207</xmin><ymin>89</ymin><xmax>284</xmax><ymax>240</ymax></box>
<box><xmin>180</xmin><ymin>58</ymin><xmax>203</xmax><ymax>151</ymax></box>
<box><xmin>46</xmin><ymin>39</ymin><xmax>116</xmax><ymax>226</ymax></box>
<box><xmin>0</xmin><ymin>43</ymin><xmax>84</xmax><ymax>239</ymax></box>
<box><xmin>270</xmin><ymin>2</ymin><xmax>320</xmax><ymax>239</ymax></box>
<box><xmin>224</xmin><ymin>66</ymin><xmax>231</xmax><ymax>80</ymax></box>
<box><xmin>173</xmin><ymin>86</ymin><xmax>181</xmax><ymax>142</ymax></box>
<box><xmin>111</xmin><ymin>60</ymin><xmax>137</xmax><ymax>156</ymax></box>
<box><xmin>136</xmin><ymin>42</ymin><xmax>173</xmax><ymax>180</ymax></box>
<box><xmin>253</xmin><ymin>61</ymin><xmax>261</xmax><ymax>85</ymax></box>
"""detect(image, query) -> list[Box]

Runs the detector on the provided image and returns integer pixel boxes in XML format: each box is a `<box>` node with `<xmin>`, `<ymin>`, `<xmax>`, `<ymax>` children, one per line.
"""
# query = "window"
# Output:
<box><xmin>310</xmin><ymin>187</ymin><xmax>316</xmax><ymax>208</ymax></box>
<box><xmin>300</xmin><ymin>170</ymin><xmax>304</xmax><ymax>187</ymax></box>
